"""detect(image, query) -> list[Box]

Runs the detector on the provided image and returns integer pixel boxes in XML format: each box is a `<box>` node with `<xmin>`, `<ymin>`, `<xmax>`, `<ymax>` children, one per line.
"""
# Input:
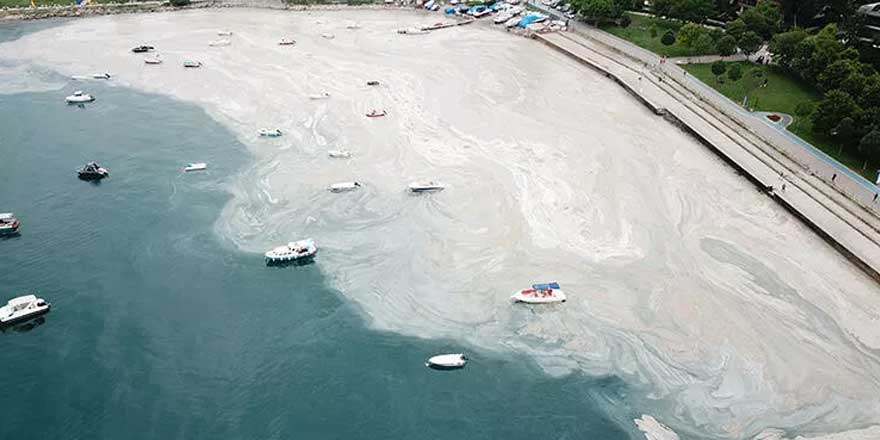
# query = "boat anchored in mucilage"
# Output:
<box><xmin>265</xmin><ymin>239</ymin><xmax>317</xmax><ymax>265</ymax></box>
<box><xmin>328</xmin><ymin>149</ymin><xmax>352</xmax><ymax>159</ymax></box>
<box><xmin>183</xmin><ymin>60</ymin><xmax>202</xmax><ymax>68</ymax></box>
<box><xmin>329</xmin><ymin>181</ymin><xmax>362</xmax><ymax>193</ymax></box>
<box><xmin>131</xmin><ymin>45</ymin><xmax>155</xmax><ymax>53</ymax></box>
<box><xmin>511</xmin><ymin>282</ymin><xmax>566</xmax><ymax>304</ymax></box>
<box><xmin>77</xmin><ymin>161</ymin><xmax>109</xmax><ymax>181</ymax></box>
<box><xmin>408</xmin><ymin>181</ymin><xmax>445</xmax><ymax>193</ymax></box>
<box><xmin>0</xmin><ymin>213</ymin><xmax>21</xmax><ymax>235</ymax></box>
<box><xmin>66</xmin><ymin>91</ymin><xmax>95</xmax><ymax>104</ymax></box>
<box><xmin>366</xmin><ymin>109</ymin><xmax>387</xmax><ymax>118</ymax></box>
<box><xmin>0</xmin><ymin>294</ymin><xmax>51</xmax><ymax>327</ymax></box>
<box><xmin>279</xmin><ymin>38</ymin><xmax>296</xmax><ymax>46</ymax></box>
<box><xmin>259</xmin><ymin>128</ymin><xmax>283</xmax><ymax>137</ymax></box>
<box><xmin>425</xmin><ymin>353</ymin><xmax>467</xmax><ymax>370</ymax></box>
<box><xmin>183</xmin><ymin>162</ymin><xmax>207</xmax><ymax>172</ymax></box>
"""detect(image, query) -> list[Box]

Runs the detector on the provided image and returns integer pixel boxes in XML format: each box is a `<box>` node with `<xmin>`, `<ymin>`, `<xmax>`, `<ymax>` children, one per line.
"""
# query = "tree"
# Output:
<box><xmin>794</xmin><ymin>101</ymin><xmax>815</xmax><ymax>131</ymax></box>
<box><xmin>576</xmin><ymin>0</ymin><xmax>620</xmax><ymax>23</ymax></box>
<box><xmin>652</xmin><ymin>0</ymin><xmax>673</xmax><ymax>17</ymax></box>
<box><xmin>818</xmin><ymin>59</ymin><xmax>862</xmax><ymax>93</ymax></box>
<box><xmin>739</xmin><ymin>0</ymin><xmax>782</xmax><ymax>40</ymax></box>
<box><xmin>768</xmin><ymin>29</ymin><xmax>808</xmax><ymax>69</ymax></box>
<box><xmin>711</xmin><ymin>60</ymin><xmax>727</xmax><ymax>79</ymax></box>
<box><xmin>716</xmin><ymin>35</ymin><xmax>737</xmax><ymax>57</ymax></box>
<box><xmin>677</xmin><ymin>23</ymin><xmax>706</xmax><ymax>47</ymax></box>
<box><xmin>812</xmin><ymin>90</ymin><xmax>860</xmax><ymax>137</ymax></box>
<box><xmin>728</xmin><ymin>63</ymin><xmax>743</xmax><ymax>81</ymax></box>
<box><xmin>661</xmin><ymin>30</ymin><xmax>676</xmax><ymax>46</ymax></box>
<box><xmin>726</xmin><ymin>19</ymin><xmax>747</xmax><ymax>41</ymax></box>
<box><xmin>834</xmin><ymin>117</ymin><xmax>858</xmax><ymax>145</ymax></box>
<box><xmin>672</xmin><ymin>0</ymin><xmax>713</xmax><ymax>23</ymax></box>
<box><xmin>737</xmin><ymin>31</ymin><xmax>762</xmax><ymax>57</ymax></box>
<box><xmin>619</xmin><ymin>14</ymin><xmax>632</xmax><ymax>28</ymax></box>
<box><xmin>859</xmin><ymin>130</ymin><xmax>880</xmax><ymax>161</ymax></box>
<box><xmin>693</xmin><ymin>33</ymin><xmax>715</xmax><ymax>54</ymax></box>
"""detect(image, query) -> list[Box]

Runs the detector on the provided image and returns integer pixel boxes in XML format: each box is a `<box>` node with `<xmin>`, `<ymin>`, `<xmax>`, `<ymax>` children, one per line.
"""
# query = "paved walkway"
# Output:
<box><xmin>669</xmin><ymin>54</ymin><xmax>747</xmax><ymax>64</ymax></box>
<box><xmin>536</xmin><ymin>29</ymin><xmax>880</xmax><ymax>279</ymax></box>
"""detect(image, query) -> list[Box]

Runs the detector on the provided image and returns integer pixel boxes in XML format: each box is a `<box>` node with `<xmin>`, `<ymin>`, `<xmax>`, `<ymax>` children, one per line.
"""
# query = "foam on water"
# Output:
<box><xmin>3</xmin><ymin>9</ymin><xmax>880</xmax><ymax>438</ymax></box>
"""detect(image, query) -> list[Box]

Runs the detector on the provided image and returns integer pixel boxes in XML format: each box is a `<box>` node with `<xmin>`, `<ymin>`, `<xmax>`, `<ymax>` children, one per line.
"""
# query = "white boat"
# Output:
<box><xmin>473</xmin><ymin>8</ymin><xmax>492</xmax><ymax>18</ymax></box>
<box><xmin>183</xmin><ymin>60</ymin><xmax>202</xmax><ymax>68</ymax></box>
<box><xmin>144</xmin><ymin>55</ymin><xmax>162</xmax><ymax>64</ymax></box>
<box><xmin>494</xmin><ymin>12</ymin><xmax>514</xmax><ymax>24</ymax></box>
<box><xmin>65</xmin><ymin>91</ymin><xmax>95</xmax><ymax>104</ymax></box>
<box><xmin>505</xmin><ymin>16</ymin><xmax>522</xmax><ymax>27</ymax></box>
<box><xmin>208</xmin><ymin>39</ymin><xmax>231</xmax><ymax>47</ymax></box>
<box><xmin>265</xmin><ymin>239</ymin><xmax>317</xmax><ymax>264</ymax></box>
<box><xmin>511</xmin><ymin>282</ymin><xmax>566</xmax><ymax>304</ymax></box>
<box><xmin>279</xmin><ymin>38</ymin><xmax>297</xmax><ymax>46</ymax></box>
<box><xmin>309</xmin><ymin>92</ymin><xmax>331</xmax><ymax>100</ymax></box>
<box><xmin>0</xmin><ymin>213</ymin><xmax>21</xmax><ymax>235</ymax></box>
<box><xmin>397</xmin><ymin>27</ymin><xmax>430</xmax><ymax>35</ymax></box>
<box><xmin>321</xmin><ymin>33</ymin><xmax>335</xmax><ymax>39</ymax></box>
<box><xmin>258</xmin><ymin>128</ymin><xmax>283</xmax><ymax>137</ymax></box>
<box><xmin>92</xmin><ymin>72</ymin><xmax>111</xmax><ymax>80</ymax></box>
<box><xmin>183</xmin><ymin>162</ymin><xmax>207</xmax><ymax>172</ymax></box>
<box><xmin>328</xmin><ymin>181</ymin><xmax>362</xmax><ymax>193</ymax></box>
<box><xmin>0</xmin><ymin>294</ymin><xmax>50</xmax><ymax>327</ymax></box>
<box><xmin>408</xmin><ymin>181</ymin><xmax>445</xmax><ymax>193</ymax></box>
<box><xmin>327</xmin><ymin>149</ymin><xmax>352</xmax><ymax>158</ymax></box>
<box><xmin>217</xmin><ymin>30</ymin><xmax>233</xmax><ymax>36</ymax></box>
<box><xmin>70</xmin><ymin>75</ymin><xmax>88</xmax><ymax>80</ymax></box>
<box><xmin>345</xmin><ymin>21</ymin><xmax>361</xmax><ymax>29</ymax></box>
<box><xmin>425</xmin><ymin>353</ymin><xmax>467</xmax><ymax>369</ymax></box>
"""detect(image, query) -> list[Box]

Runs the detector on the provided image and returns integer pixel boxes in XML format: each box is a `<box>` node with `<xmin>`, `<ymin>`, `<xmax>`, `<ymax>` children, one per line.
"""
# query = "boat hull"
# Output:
<box><xmin>0</xmin><ymin>224</ymin><xmax>20</xmax><ymax>235</ymax></box>
<box><xmin>78</xmin><ymin>172</ymin><xmax>109</xmax><ymax>181</ymax></box>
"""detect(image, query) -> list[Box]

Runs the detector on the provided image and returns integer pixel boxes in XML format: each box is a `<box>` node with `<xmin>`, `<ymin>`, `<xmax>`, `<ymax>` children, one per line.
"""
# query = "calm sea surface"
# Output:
<box><xmin>0</xmin><ymin>20</ymin><xmax>640</xmax><ymax>440</ymax></box>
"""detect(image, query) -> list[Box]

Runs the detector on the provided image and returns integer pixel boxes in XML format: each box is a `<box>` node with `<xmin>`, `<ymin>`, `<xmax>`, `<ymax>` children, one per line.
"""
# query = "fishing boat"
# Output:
<box><xmin>408</xmin><ymin>181</ymin><xmax>445</xmax><ymax>193</ymax></box>
<box><xmin>425</xmin><ymin>354</ymin><xmax>467</xmax><ymax>370</ymax></box>
<box><xmin>65</xmin><ymin>91</ymin><xmax>95</xmax><ymax>104</ymax></box>
<box><xmin>0</xmin><ymin>213</ymin><xmax>20</xmax><ymax>236</ymax></box>
<box><xmin>328</xmin><ymin>149</ymin><xmax>352</xmax><ymax>159</ymax></box>
<box><xmin>279</xmin><ymin>38</ymin><xmax>297</xmax><ymax>46</ymax></box>
<box><xmin>217</xmin><ymin>30</ymin><xmax>233</xmax><ymax>36</ymax></box>
<box><xmin>511</xmin><ymin>282</ymin><xmax>566</xmax><ymax>304</ymax></box>
<box><xmin>265</xmin><ymin>239</ymin><xmax>317</xmax><ymax>264</ymax></box>
<box><xmin>258</xmin><ymin>128</ymin><xmax>283</xmax><ymax>137</ymax></box>
<box><xmin>366</xmin><ymin>110</ymin><xmax>387</xmax><ymax>118</ymax></box>
<box><xmin>92</xmin><ymin>72</ymin><xmax>111</xmax><ymax>80</ymax></box>
<box><xmin>144</xmin><ymin>54</ymin><xmax>162</xmax><ymax>64</ymax></box>
<box><xmin>183</xmin><ymin>162</ymin><xmax>207</xmax><ymax>172</ymax></box>
<box><xmin>0</xmin><ymin>294</ymin><xmax>51</xmax><ymax>327</ymax></box>
<box><xmin>131</xmin><ymin>45</ymin><xmax>155</xmax><ymax>53</ymax></box>
<box><xmin>183</xmin><ymin>60</ymin><xmax>202</xmax><ymax>68</ymax></box>
<box><xmin>328</xmin><ymin>181</ymin><xmax>362</xmax><ymax>193</ymax></box>
<box><xmin>77</xmin><ymin>161</ymin><xmax>109</xmax><ymax>181</ymax></box>
<box><xmin>309</xmin><ymin>92</ymin><xmax>331</xmax><ymax>100</ymax></box>
<box><xmin>208</xmin><ymin>39</ymin><xmax>231</xmax><ymax>47</ymax></box>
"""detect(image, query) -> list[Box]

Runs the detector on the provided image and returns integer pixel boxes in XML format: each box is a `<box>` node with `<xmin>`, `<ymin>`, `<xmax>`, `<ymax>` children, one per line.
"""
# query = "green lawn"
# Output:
<box><xmin>600</xmin><ymin>13</ymin><xmax>718</xmax><ymax>58</ymax></box>
<box><xmin>683</xmin><ymin>62</ymin><xmax>879</xmax><ymax>179</ymax></box>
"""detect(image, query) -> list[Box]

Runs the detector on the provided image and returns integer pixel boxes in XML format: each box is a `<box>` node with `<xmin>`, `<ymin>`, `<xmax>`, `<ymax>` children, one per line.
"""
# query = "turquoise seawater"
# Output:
<box><xmin>0</xmin><ymin>21</ymin><xmax>641</xmax><ymax>440</ymax></box>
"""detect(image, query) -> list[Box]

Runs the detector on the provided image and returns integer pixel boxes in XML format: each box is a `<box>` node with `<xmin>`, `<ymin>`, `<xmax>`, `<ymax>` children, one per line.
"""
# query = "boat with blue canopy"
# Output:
<box><xmin>511</xmin><ymin>281</ymin><xmax>566</xmax><ymax>304</ymax></box>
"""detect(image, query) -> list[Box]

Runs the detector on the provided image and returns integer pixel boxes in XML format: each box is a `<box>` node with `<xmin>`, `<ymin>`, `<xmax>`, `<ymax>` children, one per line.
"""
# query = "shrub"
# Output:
<box><xmin>711</xmin><ymin>60</ymin><xmax>727</xmax><ymax>77</ymax></box>
<box><xmin>716</xmin><ymin>35</ymin><xmax>737</xmax><ymax>57</ymax></box>
<box><xmin>649</xmin><ymin>25</ymin><xmax>658</xmax><ymax>38</ymax></box>
<box><xmin>661</xmin><ymin>30</ymin><xmax>676</xmax><ymax>46</ymax></box>
<box><xmin>619</xmin><ymin>15</ymin><xmax>631</xmax><ymax>28</ymax></box>
<box><xmin>727</xmin><ymin>63</ymin><xmax>743</xmax><ymax>81</ymax></box>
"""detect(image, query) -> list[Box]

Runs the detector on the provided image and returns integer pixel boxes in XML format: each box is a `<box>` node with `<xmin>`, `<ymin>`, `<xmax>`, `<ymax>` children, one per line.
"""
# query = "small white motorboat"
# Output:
<box><xmin>92</xmin><ymin>72</ymin><xmax>111</xmax><ymax>80</ymax></box>
<box><xmin>258</xmin><ymin>128</ymin><xmax>283</xmax><ymax>137</ymax></box>
<box><xmin>0</xmin><ymin>213</ymin><xmax>21</xmax><ymax>236</ymax></box>
<box><xmin>321</xmin><ymin>33</ymin><xmax>335</xmax><ymax>39</ymax></box>
<box><xmin>408</xmin><ymin>181</ymin><xmax>445</xmax><ymax>193</ymax></box>
<box><xmin>425</xmin><ymin>353</ymin><xmax>467</xmax><ymax>370</ymax></box>
<box><xmin>65</xmin><ymin>90</ymin><xmax>95</xmax><ymax>104</ymax></box>
<box><xmin>328</xmin><ymin>181</ymin><xmax>362</xmax><ymax>193</ymax></box>
<box><xmin>217</xmin><ymin>30</ymin><xmax>233</xmax><ymax>36</ymax></box>
<box><xmin>265</xmin><ymin>238</ymin><xmax>317</xmax><ymax>264</ymax></box>
<box><xmin>279</xmin><ymin>38</ymin><xmax>297</xmax><ymax>46</ymax></box>
<box><xmin>511</xmin><ymin>282</ymin><xmax>566</xmax><ymax>304</ymax></box>
<box><xmin>0</xmin><ymin>294</ymin><xmax>50</xmax><ymax>327</ymax></box>
<box><xmin>144</xmin><ymin>54</ymin><xmax>162</xmax><ymax>64</ymax></box>
<box><xmin>183</xmin><ymin>162</ymin><xmax>207</xmax><ymax>172</ymax></box>
<box><xmin>208</xmin><ymin>39</ymin><xmax>231</xmax><ymax>47</ymax></box>
<box><xmin>345</xmin><ymin>21</ymin><xmax>361</xmax><ymax>29</ymax></box>
<box><xmin>309</xmin><ymin>92</ymin><xmax>331</xmax><ymax>100</ymax></box>
<box><xmin>328</xmin><ymin>150</ymin><xmax>352</xmax><ymax>159</ymax></box>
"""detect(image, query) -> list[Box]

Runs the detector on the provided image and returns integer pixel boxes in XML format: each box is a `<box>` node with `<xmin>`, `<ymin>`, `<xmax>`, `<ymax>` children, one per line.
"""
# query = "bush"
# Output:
<box><xmin>727</xmin><ymin>63</ymin><xmax>743</xmax><ymax>81</ymax></box>
<box><xmin>661</xmin><ymin>30</ymin><xmax>676</xmax><ymax>46</ymax></box>
<box><xmin>649</xmin><ymin>25</ymin><xmax>658</xmax><ymax>38</ymax></box>
<box><xmin>716</xmin><ymin>35</ymin><xmax>737</xmax><ymax>57</ymax></box>
<box><xmin>619</xmin><ymin>15</ymin><xmax>631</xmax><ymax>28</ymax></box>
<box><xmin>711</xmin><ymin>60</ymin><xmax>727</xmax><ymax>77</ymax></box>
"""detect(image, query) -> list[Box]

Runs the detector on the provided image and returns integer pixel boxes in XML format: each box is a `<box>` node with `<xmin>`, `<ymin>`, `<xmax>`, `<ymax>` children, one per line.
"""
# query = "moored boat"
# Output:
<box><xmin>217</xmin><ymin>30</ymin><xmax>233</xmax><ymax>36</ymax></box>
<box><xmin>0</xmin><ymin>294</ymin><xmax>50</xmax><ymax>327</ymax></box>
<box><xmin>265</xmin><ymin>239</ymin><xmax>317</xmax><ymax>264</ymax></box>
<box><xmin>131</xmin><ymin>45</ymin><xmax>155</xmax><ymax>53</ymax></box>
<box><xmin>407</xmin><ymin>181</ymin><xmax>445</xmax><ymax>193</ymax></box>
<box><xmin>425</xmin><ymin>353</ymin><xmax>467</xmax><ymax>370</ymax></box>
<box><xmin>366</xmin><ymin>80</ymin><xmax>380</xmax><ymax>86</ymax></box>
<box><xmin>92</xmin><ymin>72</ymin><xmax>111</xmax><ymax>80</ymax></box>
<box><xmin>279</xmin><ymin>38</ymin><xmax>297</xmax><ymax>46</ymax></box>
<box><xmin>321</xmin><ymin>33</ymin><xmax>335</xmax><ymax>39</ymax></box>
<box><xmin>183</xmin><ymin>60</ymin><xmax>202</xmax><ymax>68</ymax></box>
<box><xmin>511</xmin><ymin>282</ymin><xmax>566</xmax><ymax>304</ymax></box>
<box><xmin>183</xmin><ymin>162</ymin><xmax>207</xmax><ymax>172</ymax></box>
<box><xmin>65</xmin><ymin>91</ymin><xmax>95</xmax><ymax>104</ymax></box>
<box><xmin>208</xmin><ymin>39</ymin><xmax>231</xmax><ymax>47</ymax></box>
<box><xmin>366</xmin><ymin>109</ymin><xmax>387</xmax><ymax>118</ymax></box>
<box><xmin>309</xmin><ymin>92</ymin><xmax>331</xmax><ymax>100</ymax></box>
<box><xmin>258</xmin><ymin>128</ymin><xmax>283</xmax><ymax>137</ymax></box>
<box><xmin>0</xmin><ymin>213</ymin><xmax>20</xmax><ymax>235</ymax></box>
<box><xmin>328</xmin><ymin>149</ymin><xmax>352</xmax><ymax>158</ymax></box>
<box><xmin>328</xmin><ymin>181</ymin><xmax>362</xmax><ymax>193</ymax></box>
<box><xmin>77</xmin><ymin>161</ymin><xmax>109</xmax><ymax>180</ymax></box>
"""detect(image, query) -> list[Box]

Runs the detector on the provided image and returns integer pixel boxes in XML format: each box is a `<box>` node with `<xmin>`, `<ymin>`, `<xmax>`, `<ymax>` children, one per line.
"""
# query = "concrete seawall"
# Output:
<box><xmin>536</xmin><ymin>31</ymin><xmax>880</xmax><ymax>282</ymax></box>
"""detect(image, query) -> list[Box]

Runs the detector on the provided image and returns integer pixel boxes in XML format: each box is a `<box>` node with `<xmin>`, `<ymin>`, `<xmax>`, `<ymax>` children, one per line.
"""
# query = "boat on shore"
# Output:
<box><xmin>279</xmin><ymin>38</ymin><xmax>296</xmax><ymax>46</ymax></box>
<box><xmin>265</xmin><ymin>239</ymin><xmax>317</xmax><ymax>264</ymax></box>
<box><xmin>425</xmin><ymin>353</ymin><xmax>467</xmax><ymax>370</ymax></box>
<box><xmin>65</xmin><ymin>91</ymin><xmax>95</xmax><ymax>104</ymax></box>
<box><xmin>77</xmin><ymin>161</ymin><xmax>109</xmax><ymax>181</ymax></box>
<box><xmin>366</xmin><ymin>110</ymin><xmax>387</xmax><ymax>118</ymax></box>
<box><xmin>0</xmin><ymin>294</ymin><xmax>51</xmax><ymax>327</ymax></box>
<box><xmin>328</xmin><ymin>149</ymin><xmax>352</xmax><ymax>158</ymax></box>
<box><xmin>328</xmin><ymin>181</ymin><xmax>362</xmax><ymax>193</ymax></box>
<box><xmin>183</xmin><ymin>162</ymin><xmax>207</xmax><ymax>172</ymax></box>
<box><xmin>511</xmin><ymin>282</ymin><xmax>566</xmax><ymax>304</ymax></box>
<box><xmin>0</xmin><ymin>213</ymin><xmax>20</xmax><ymax>236</ymax></box>
<box><xmin>258</xmin><ymin>128</ymin><xmax>283</xmax><ymax>137</ymax></box>
<box><xmin>408</xmin><ymin>181</ymin><xmax>445</xmax><ymax>193</ymax></box>
<box><xmin>131</xmin><ymin>45</ymin><xmax>155</xmax><ymax>53</ymax></box>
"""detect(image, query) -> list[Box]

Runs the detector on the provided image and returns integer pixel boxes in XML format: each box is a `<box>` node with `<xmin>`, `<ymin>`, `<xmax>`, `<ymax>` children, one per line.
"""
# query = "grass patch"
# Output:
<box><xmin>683</xmin><ymin>61</ymin><xmax>879</xmax><ymax>179</ymax></box>
<box><xmin>600</xmin><ymin>13</ymin><xmax>718</xmax><ymax>58</ymax></box>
